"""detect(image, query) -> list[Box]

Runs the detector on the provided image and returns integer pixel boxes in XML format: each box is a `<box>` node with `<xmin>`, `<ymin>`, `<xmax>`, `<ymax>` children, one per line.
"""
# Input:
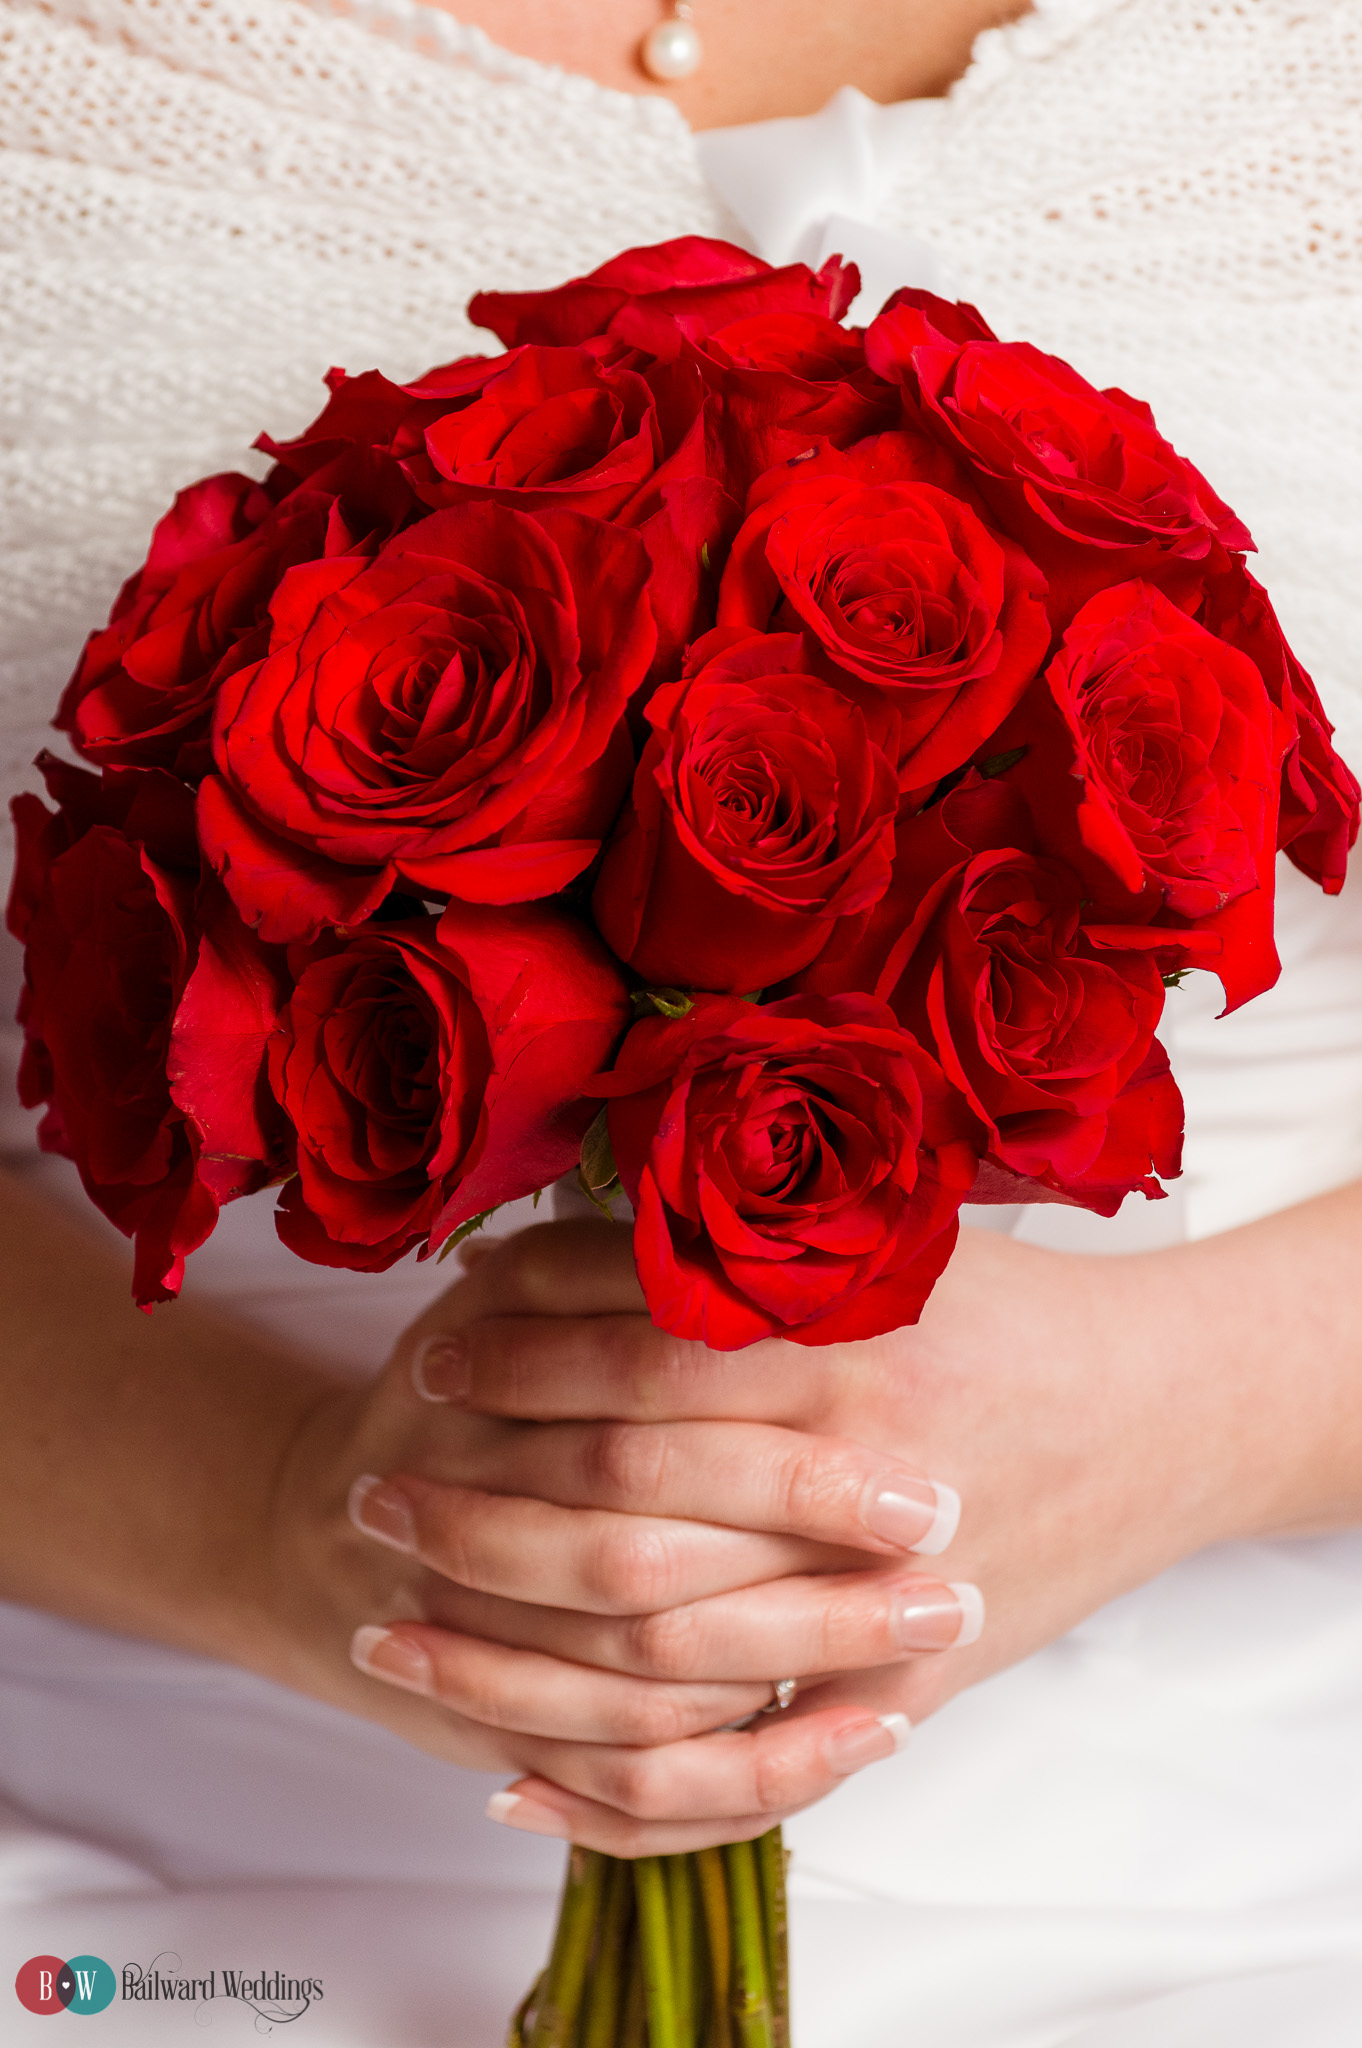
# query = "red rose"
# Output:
<box><xmin>867</xmin><ymin>293</ymin><xmax>1252</xmax><ymax>614</ymax></box>
<box><xmin>684</xmin><ymin>313</ymin><xmax>897</xmax><ymax>473</ymax></box>
<box><xmin>257</xmin><ymin>361</ymin><xmax>491</xmax><ymax>489</ymax></box>
<box><xmin>469</xmin><ymin>236</ymin><xmax>859</xmax><ymax>357</ymax></box>
<box><xmin>57</xmin><ymin>445</ymin><xmax>417</xmax><ymax>782</ymax></box>
<box><xmin>999</xmin><ymin>581</ymin><xmax>1290</xmax><ymax>1009</ymax></box>
<box><xmin>717</xmin><ymin>449</ymin><xmax>1050</xmax><ymax>789</ymax></box>
<box><xmin>795</xmin><ymin>782</ymin><xmax>1183</xmax><ymax>1212</ymax></box>
<box><xmin>405</xmin><ymin>344</ymin><xmax>690</xmax><ymax>518</ymax></box>
<box><xmin>198</xmin><ymin>502</ymin><xmax>654</xmax><ymax>943</ymax></box>
<box><xmin>402</xmin><ymin>343</ymin><xmax>733</xmax><ymax>680</ymax></box>
<box><xmin>1200</xmin><ymin>565</ymin><xmax>1359</xmax><ymax>896</ymax></box>
<box><xmin>8</xmin><ymin>757</ymin><xmax>288</xmax><ymax>1304</ymax></box>
<box><xmin>596</xmin><ymin>993</ymin><xmax>977</xmax><ymax>1349</ymax></box>
<box><xmin>593</xmin><ymin>632</ymin><xmax>898</xmax><ymax>992</ymax></box>
<box><xmin>270</xmin><ymin>899</ymin><xmax>629</xmax><ymax>1270</ymax></box>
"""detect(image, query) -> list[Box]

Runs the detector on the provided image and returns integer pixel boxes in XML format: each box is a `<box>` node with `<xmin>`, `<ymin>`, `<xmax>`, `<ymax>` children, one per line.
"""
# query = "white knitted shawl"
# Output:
<box><xmin>2</xmin><ymin>0</ymin><xmax>1360</xmax><ymax>814</ymax></box>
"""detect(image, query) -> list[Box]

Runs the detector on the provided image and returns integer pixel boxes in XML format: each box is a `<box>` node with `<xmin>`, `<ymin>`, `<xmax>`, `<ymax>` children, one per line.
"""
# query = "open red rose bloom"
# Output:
<box><xmin>15</xmin><ymin>238</ymin><xmax>1358</xmax><ymax>1340</ymax></box>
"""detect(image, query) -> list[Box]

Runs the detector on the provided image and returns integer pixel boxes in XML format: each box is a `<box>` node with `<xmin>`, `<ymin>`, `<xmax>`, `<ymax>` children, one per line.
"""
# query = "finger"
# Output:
<box><xmin>443</xmin><ymin>1220</ymin><xmax>646</xmax><ymax>1326</ymax></box>
<box><xmin>349</xmin><ymin>1473</ymin><xmax>815</xmax><ymax>1612</ymax></box>
<box><xmin>423</xmin><ymin>1568</ymin><xmax>984</xmax><ymax>1682</ymax></box>
<box><xmin>469</xmin><ymin>1419</ymin><xmax>961</xmax><ymax>1559</ymax></box>
<box><xmin>349</xmin><ymin>1621</ymin><xmax>769</xmax><ymax>1743</ymax></box>
<box><xmin>411</xmin><ymin>1301</ymin><xmax>840</xmax><ymax>1426</ymax></box>
<box><xmin>486</xmin><ymin>1781</ymin><xmax>800</xmax><ymax>1858</ymax></box>
<box><xmin>494</xmin><ymin>1701</ymin><xmax>912</xmax><ymax>1838</ymax></box>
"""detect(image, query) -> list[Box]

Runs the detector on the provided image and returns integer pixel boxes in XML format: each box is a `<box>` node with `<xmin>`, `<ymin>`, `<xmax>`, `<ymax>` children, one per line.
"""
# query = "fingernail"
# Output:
<box><xmin>350</xmin><ymin>1624</ymin><xmax>433</xmax><ymax>1695</ymax></box>
<box><xmin>825</xmin><ymin>1711</ymin><xmax>912</xmax><ymax>1776</ymax></box>
<box><xmin>412</xmin><ymin>1336</ymin><xmax>471</xmax><ymax>1405</ymax></box>
<box><xmin>485</xmin><ymin>1791</ymin><xmax>571</xmax><ymax>1839</ymax></box>
<box><xmin>863</xmin><ymin>1476</ymin><xmax>961</xmax><ymax>1555</ymax></box>
<box><xmin>947</xmin><ymin>1581</ymin><xmax>986</xmax><ymax>1646</ymax></box>
<box><xmin>892</xmin><ymin>1579</ymin><xmax>985</xmax><ymax>1652</ymax></box>
<box><xmin>348</xmin><ymin>1473</ymin><xmax>417</xmax><ymax>1554</ymax></box>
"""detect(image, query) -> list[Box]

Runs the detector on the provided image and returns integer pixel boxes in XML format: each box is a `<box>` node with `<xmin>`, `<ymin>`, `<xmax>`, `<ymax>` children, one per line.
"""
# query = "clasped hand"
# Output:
<box><xmin>274</xmin><ymin>1215</ymin><xmax>1238</xmax><ymax>1857</ymax></box>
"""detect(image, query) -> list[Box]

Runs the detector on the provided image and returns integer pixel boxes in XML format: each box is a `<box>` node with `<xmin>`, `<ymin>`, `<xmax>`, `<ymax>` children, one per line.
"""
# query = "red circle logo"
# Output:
<box><xmin>14</xmin><ymin>1956</ymin><xmax>71</xmax><ymax>2015</ymax></box>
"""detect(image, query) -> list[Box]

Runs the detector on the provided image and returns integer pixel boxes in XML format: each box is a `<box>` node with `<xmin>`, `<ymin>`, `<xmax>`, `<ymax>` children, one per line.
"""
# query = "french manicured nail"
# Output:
<box><xmin>350</xmin><ymin>1624</ymin><xmax>433</xmax><ymax>1695</ymax></box>
<box><xmin>825</xmin><ymin>1712</ymin><xmax>911</xmax><ymax>1776</ymax></box>
<box><xmin>863</xmin><ymin>1476</ymin><xmax>961</xmax><ymax>1555</ymax></box>
<box><xmin>347</xmin><ymin>1473</ymin><xmax>417</xmax><ymax>1553</ymax></box>
<box><xmin>412</xmin><ymin>1336</ymin><xmax>471</xmax><ymax>1404</ymax></box>
<box><xmin>892</xmin><ymin>1579</ymin><xmax>985</xmax><ymax>1652</ymax></box>
<box><xmin>485</xmin><ymin>1791</ymin><xmax>572</xmax><ymax>1839</ymax></box>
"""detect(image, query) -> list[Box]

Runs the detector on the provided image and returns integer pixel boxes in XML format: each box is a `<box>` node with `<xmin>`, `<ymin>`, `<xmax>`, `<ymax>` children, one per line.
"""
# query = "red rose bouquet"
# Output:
<box><xmin>13</xmin><ymin>237</ymin><xmax>1357</xmax><ymax>2046</ymax></box>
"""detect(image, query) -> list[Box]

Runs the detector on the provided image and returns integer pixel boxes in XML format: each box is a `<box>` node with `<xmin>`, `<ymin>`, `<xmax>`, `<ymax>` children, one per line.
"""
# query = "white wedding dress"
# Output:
<box><xmin>3</xmin><ymin>2</ymin><xmax>1362</xmax><ymax>2041</ymax></box>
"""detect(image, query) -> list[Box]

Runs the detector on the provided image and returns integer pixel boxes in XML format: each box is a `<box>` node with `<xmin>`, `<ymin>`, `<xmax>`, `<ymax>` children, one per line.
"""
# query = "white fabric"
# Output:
<box><xmin>3</xmin><ymin>2</ymin><xmax>1362</xmax><ymax>2043</ymax></box>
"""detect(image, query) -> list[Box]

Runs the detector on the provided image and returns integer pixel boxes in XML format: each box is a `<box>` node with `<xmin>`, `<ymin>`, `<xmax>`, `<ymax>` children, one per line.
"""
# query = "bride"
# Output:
<box><xmin>3</xmin><ymin>1</ymin><xmax>1362</xmax><ymax>2041</ymax></box>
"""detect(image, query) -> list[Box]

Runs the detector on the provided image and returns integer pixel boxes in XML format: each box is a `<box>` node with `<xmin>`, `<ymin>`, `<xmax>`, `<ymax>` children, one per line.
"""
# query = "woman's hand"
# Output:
<box><xmin>352</xmin><ymin>1184</ymin><xmax>1362</xmax><ymax>1853</ymax></box>
<box><xmin>264</xmin><ymin>1218</ymin><xmax>977</xmax><ymax>1841</ymax></box>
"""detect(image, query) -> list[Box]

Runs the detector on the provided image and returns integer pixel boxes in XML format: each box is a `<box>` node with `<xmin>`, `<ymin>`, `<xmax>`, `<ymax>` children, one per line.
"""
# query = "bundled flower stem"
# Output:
<box><xmin>512</xmin><ymin>1831</ymin><xmax>789</xmax><ymax>2048</ymax></box>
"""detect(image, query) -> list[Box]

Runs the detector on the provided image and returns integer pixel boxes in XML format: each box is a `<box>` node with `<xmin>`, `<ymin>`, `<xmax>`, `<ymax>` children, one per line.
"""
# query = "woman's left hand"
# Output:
<box><xmin>344</xmin><ymin>1195</ymin><xmax>1345</xmax><ymax>1855</ymax></box>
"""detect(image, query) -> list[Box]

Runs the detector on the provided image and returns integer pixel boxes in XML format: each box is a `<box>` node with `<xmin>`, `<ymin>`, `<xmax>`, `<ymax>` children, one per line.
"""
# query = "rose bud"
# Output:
<box><xmin>793</xmin><ymin>781</ymin><xmax>1185</xmax><ymax>1213</ymax></box>
<box><xmin>1001</xmin><ymin>581</ymin><xmax>1291</xmax><ymax>1009</ymax></box>
<box><xmin>592</xmin><ymin>631</ymin><xmax>899</xmax><ymax>993</ymax></box>
<box><xmin>56</xmin><ymin>473</ymin><xmax>350</xmax><ymax>781</ymax></box>
<box><xmin>595</xmin><ymin>992</ymin><xmax>978</xmax><ymax>1350</ymax></box>
<box><xmin>717</xmin><ymin>456</ymin><xmax>1050</xmax><ymax>791</ymax></box>
<box><xmin>469</xmin><ymin>235</ymin><xmax>859</xmax><ymax>356</ymax></box>
<box><xmin>198</xmin><ymin>502</ymin><xmax>654</xmax><ymax>944</ymax></box>
<box><xmin>8</xmin><ymin>755</ymin><xmax>289</xmax><ymax>1304</ymax></box>
<box><xmin>270</xmin><ymin>900</ymin><xmax>629</xmax><ymax>1270</ymax></box>
<box><xmin>1199</xmin><ymin>563</ymin><xmax>1359</xmax><ymax>896</ymax></box>
<box><xmin>867</xmin><ymin>292</ymin><xmax>1253</xmax><ymax>614</ymax></box>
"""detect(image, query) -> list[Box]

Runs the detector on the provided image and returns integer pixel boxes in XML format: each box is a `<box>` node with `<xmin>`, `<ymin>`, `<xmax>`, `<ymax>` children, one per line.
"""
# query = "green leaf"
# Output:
<box><xmin>1162</xmin><ymin>968</ymin><xmax>1193</xmax><ymax>989</ymax></box>
<box><xmin>980</xmin><ymin>745</ymin><xmax>1026</xmax><ymax>778</ymax></box>
<box><xmin>578</xmin><ymin>1106</ymin><xmax>624</xmax><ymax>1218</ymax></box>
<box><xmin>700</xmin><ymin>541</ymin><xmax>712</xmax><ymax>573</ymax></box>
<box><xmin>630</xmin><ymin>986</ymin><xmax>694</xmax><ymax>1019</ymax></box>
<box><xmin>435</xmin><ymin>1205</ymin><xmax>502</xmax><ymax>1261</ymax></box>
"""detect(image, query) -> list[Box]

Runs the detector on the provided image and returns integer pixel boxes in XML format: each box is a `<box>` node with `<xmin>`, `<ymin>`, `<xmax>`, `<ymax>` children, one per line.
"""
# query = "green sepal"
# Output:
<box><xmin>630</xmin><ymin>987</ymin><xmax>695</xmax><ymax>1019</ymax></box>
<box><xmin>435</xmin><ymin>1204</ymin><xmax>502</xmax><ymax>1262</ymax></box>
<box><xmin>578</xmin><ymin>1107</ymin><xmax>623</xmax><ymax>1217</ymax></box>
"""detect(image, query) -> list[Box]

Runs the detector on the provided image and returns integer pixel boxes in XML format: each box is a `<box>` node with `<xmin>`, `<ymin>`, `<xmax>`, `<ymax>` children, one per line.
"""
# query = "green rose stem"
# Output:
<box><xmin>634</xmin><ymin>1857</ymin><xmax>680</xmax><ymax>2048</ymax></box>
<box><xmin>509</xmin><ymin>1828</ymin><xmax>789</xmax><ymax>2046</ymax></box>
<box><xmin>723</xmin><ymin>1841</ymin><xmax>774</xmax><ymax>2048</ymax></box>
<box><xmin>695</xmin><ymin>1848</ymin><xmax>733</xmax><ymax>2048</ymax></box>
<box><xmin>620</xmin><ymin>1942</ymin><xmax>647</xmax><ymax>2047</ymax></box>
<box><xmin>666</xmin><ymin>1853</ymin><xmax>698</xmax><ymax>2047</ymax></box>
<box><xmin>581</xmin><ymin>1857</ymin><xmax>635</xmax><ymax>2048</ymax></box>
<box><xmin>526</xmin><ymin>1845</ymin><xmax>605</xmax><ymax>2047</ymax></box>
<box><xmin>756</xmin><ymin>1829</ymin><xmax>790</xmax><ymax>2046</ymax></box>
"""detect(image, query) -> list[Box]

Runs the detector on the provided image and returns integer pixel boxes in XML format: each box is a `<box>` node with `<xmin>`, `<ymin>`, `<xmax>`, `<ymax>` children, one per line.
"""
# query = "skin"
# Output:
<box><xmin>4</xmin><ymin>1165</ymin><xmax>1361</xmax><ymax>1859</ymax></box>
<box><xmin>3</xmin><ymin>0</ymin><xmax>1359</xmax><ymax>1865</ymax></box>
<box><xmin>437</xmin><ymin>1</ymin><xmax>1034</xmax><ymax>131</ymax></box>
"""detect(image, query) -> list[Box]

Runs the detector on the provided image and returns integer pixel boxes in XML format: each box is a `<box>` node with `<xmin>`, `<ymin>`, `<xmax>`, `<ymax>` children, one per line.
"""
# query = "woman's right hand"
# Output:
<box><xmin>264</xmin><ymin>1219</ymin><xmax>977</xmax><ymax>1844</ymax></box>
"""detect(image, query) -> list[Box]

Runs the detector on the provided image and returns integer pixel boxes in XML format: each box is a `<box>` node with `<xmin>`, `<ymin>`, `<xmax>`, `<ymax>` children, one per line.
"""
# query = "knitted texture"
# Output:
<box><xmin>1</xmin><ymin>0</ymin><xmax>1359</xmax><ymax>826</ymax></box>
<box><xmin>883</xmin><ymin>0</ymin><xmax>1362</xmax><ymax>771</ymax></box>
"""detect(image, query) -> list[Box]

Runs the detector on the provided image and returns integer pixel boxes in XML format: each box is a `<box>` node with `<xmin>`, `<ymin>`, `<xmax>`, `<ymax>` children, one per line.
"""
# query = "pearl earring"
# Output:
<box><xmin>640</xmin><ymin>3</ymin><xmax>703</xmax><ymax>82</ymax></box>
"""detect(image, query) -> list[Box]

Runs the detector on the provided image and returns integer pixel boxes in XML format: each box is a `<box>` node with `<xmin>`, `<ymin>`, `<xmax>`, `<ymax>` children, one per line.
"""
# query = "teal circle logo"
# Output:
<box><xmin>14</xmin><ymin>1956</ymin><xmax>115</xmax><ymax>2016</ymax></box>
<box><xmin>63</xmin><ymin>1958</ymin><xmax>116</xmax><ymax>2015</ymax></box>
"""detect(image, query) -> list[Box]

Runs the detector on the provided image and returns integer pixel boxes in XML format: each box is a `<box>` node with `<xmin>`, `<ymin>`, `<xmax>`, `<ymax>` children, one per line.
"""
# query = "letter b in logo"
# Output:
<box><xmin>15</xmin><ymin>1955</ymin><xmax>116</xmax><ymax>2015</ymax></box>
